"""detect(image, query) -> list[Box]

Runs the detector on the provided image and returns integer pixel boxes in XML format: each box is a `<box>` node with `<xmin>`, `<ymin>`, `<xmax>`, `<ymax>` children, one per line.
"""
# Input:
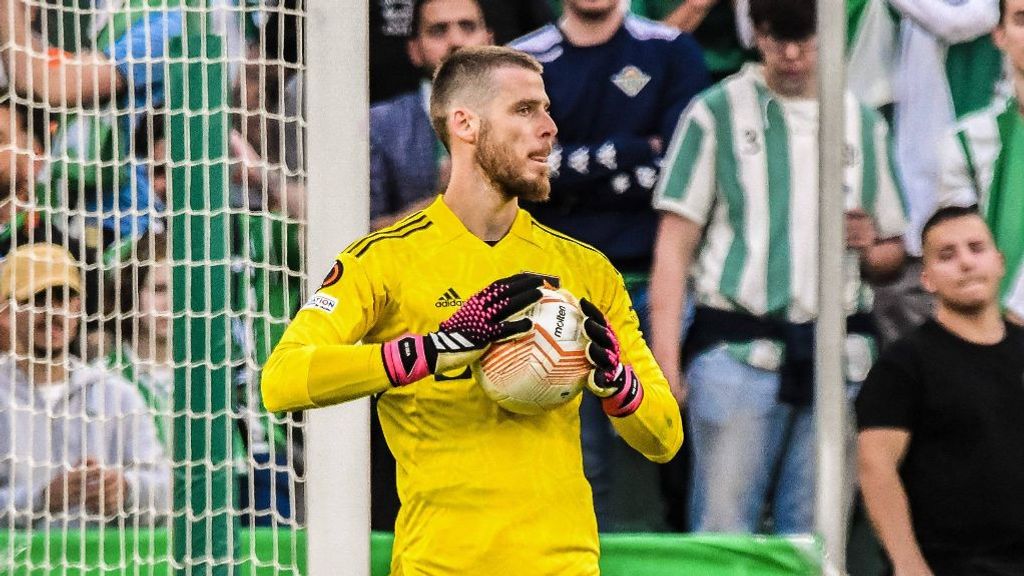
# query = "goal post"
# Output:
<box><xmin>303</xmin><ymin>1</ymin><xmax>371</xmax><ymax>575</ymax></box>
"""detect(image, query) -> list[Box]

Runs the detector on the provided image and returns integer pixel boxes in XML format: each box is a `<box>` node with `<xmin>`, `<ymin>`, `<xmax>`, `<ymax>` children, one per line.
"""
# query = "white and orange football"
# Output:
<box><xmin>472</xmin><ymin>287</ymin><xmax>591</xmax><ymax>415</ymax></box>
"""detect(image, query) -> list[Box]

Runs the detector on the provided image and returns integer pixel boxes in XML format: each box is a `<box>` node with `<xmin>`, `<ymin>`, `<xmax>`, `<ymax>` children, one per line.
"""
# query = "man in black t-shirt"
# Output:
<box><xmin>857</xmin><ymin>205</ymin><xmax>1024</xmax><ymax>576</ymax></box>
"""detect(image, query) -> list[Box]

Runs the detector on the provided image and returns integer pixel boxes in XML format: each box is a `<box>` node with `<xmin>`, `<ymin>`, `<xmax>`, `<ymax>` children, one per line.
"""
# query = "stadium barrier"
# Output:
<box><xmin>0</xmin><ymin>530</ymin><xmax>822</xmax><ymax>575</ymax></box>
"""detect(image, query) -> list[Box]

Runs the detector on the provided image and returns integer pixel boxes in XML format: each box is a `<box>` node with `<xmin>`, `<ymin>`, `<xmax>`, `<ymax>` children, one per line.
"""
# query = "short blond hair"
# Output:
<box><xmin>429</xmin><ymin>46</ymin><xmax>543</xmax><ymax>149</ymax></box>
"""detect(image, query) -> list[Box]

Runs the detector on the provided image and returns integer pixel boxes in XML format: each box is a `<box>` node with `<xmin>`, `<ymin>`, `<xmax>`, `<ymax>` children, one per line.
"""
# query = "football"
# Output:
<box><xmin>472</xmin><ymin>287</ymin><xmax>592</xmax><ymax>415</ymax></box>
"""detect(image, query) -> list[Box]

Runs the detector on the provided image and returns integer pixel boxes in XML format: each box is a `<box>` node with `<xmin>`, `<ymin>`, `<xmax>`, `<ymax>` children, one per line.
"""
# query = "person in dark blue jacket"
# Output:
<box><xmin>512</xmin><ymin>0</ymin><xmax>708</xmax><ymax>530</ymax></box>
<box><xmin>370</xmin><ymin>0</ymin><xmax>494</xmax><ymax>231</ymax></box>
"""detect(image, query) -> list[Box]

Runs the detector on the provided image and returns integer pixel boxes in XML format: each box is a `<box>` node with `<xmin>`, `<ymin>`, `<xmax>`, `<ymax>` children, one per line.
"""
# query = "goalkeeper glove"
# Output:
<box><xmin>580</xmin><ymin>298</ymin><xmax>644</xmax><ymax>417</ymax></box>
<box><xmin>382</xmin><ymin>273</ymin><xmax>544</xmax><ymax>386</ymax></box>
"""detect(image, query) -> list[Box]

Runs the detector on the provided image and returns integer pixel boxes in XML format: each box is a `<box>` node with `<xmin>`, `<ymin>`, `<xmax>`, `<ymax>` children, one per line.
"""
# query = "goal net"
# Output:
<box><xmin>0</xmin><ymin>1</ymin><xmax>308</xmax><ymax>574</ymax></box>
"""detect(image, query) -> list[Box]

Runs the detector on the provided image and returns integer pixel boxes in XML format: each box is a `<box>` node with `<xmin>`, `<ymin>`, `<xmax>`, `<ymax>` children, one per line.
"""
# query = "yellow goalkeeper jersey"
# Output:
<box><xmin>262</xmin><ymin>196</ymin><xmax>682</xmax><ymax>576</ymax></box>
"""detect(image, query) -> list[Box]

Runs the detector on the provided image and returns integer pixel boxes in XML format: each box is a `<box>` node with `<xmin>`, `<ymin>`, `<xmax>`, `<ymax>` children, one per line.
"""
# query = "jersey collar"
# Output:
<box><xmin>424</xmin><ymin>194</ymin><xmax>539</xmax><ymax>248</ymax></box>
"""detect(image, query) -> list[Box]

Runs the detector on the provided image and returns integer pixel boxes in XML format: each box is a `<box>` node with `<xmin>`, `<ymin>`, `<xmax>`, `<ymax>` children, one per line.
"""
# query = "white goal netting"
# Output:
<box><xmin>0</xmin><ymin>1</ymin><xmax>308</xmax><ymax>574</ymax></box>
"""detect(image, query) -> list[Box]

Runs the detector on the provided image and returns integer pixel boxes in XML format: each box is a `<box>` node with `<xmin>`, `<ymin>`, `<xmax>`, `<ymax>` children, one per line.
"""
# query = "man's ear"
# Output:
<box><xmin>15</xmin><ymin>181</ymin><xmax>30</xmax><ymax>204</ymax></box>
<box><xmin>407</xmin><ymin>39</ymin><xmax>424</xmax><ymax>69</ymax></box>
<box><xmin>449</xmin><ymin>108</ymin><xmax>479</xmax><ymax>145</ymax></box>
<box><xmin>992</xmin><ymin>24</ymin><xmax>1007</xmax><ymax>53</ymax></box>
<box><xmin>920</xmin><ymin>266</ymin><xmax>936</xmax><ymax>294</ymax></box>
<box><xmin>0</xmin><ymin>299</ymin><xmax>13</xmax><ymax>330</ymax></box>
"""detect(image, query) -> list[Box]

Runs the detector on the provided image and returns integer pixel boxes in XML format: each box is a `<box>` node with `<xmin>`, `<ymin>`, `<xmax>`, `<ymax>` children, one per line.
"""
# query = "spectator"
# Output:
<box><xmin>0</xmin><ymin>102</ymin><xmax>106</xmax><ymax>358</ymax></box>
<box><xmin>0</xmin><ymin>243</ymin><xmax>170</xmax><ymax>528</ymax></box>
<box><xmin>239</xmin><ymin>0</ymin><xmax>304</xmax><ymax>178</ymax></box>
<box><xmin>132</xmin><ymin>103</ymin><xmax>303</xmax><ymax>524</ymax></box>
<box><xmin>564</xmin><ymin>0</ymin><xmax>753</xmax><ymax>81</ymax></box>
<box><xmin>873</xmin><ymin>0</ymin><xmax>1003</xmax><ymax>343</ymax></box>
<box><xmin>652</xmin><ymin>0</ymin><xmax>753</xmax><ymax>81</ymax></box>
<box><xmin>0</xmin><ymin>102</ymin><xmax>55</xmax><ymax>253</ymax></box>
<box><xmin>370</xmin><ymin>0</ymin><xmax>494</xmax><ymax>231</ymax></box>
<box><xmin>938</xmin><ymin>0</ymin><xmax>1024</xmax><ymax>324</ymax></box>
<box><xmin>134</xmin><ymin>111</ymin><xmax>170</xmax><ymax>212</ymax></box>
<box><xmin>648</xmin><ymin>0</ymin><xmax>907</xmax><ymax>533</ymax></box>
<box><xmin>370</xmin><ymin>0</ymin><xmax>553</xmax><ymax>104</ymax></box>
<box><xmin>102</xmin><ymin>227</ymin><xmax>299</xmax><ymax>527</ymax></box>
<box><xmin>477</xmin><ymin>0</ymin><xmax>555</xmax><ymax>44</ymax></box>
<box><xmin>105</xmin><ymin>235</ymin><xmax>173</xmax><ymax>452</ymax></box>
<box><xmin>734</xmin><ymin>0</ymin><xmax>900</xmax><ymax>110</ymax></box>
<box><xmin>845</xmin><ymin>0</ymin><xmax>901</xmax><ymax>111</ymax></box>
<box><xmin>511</xmin><ymin>0</ymin><xmax>708</xmax><ymax>529</ymax></box>
<box><xmin>370</xmin><ymin>0</ymin><xmax>421</xmax><ymax>103</ymax></box>
<box><xmin>0</xmin><ymin>0</ymin><xmax>184</xmax><ymax>252</ymax></box>
<box><xmin>857</xmin><ymin>206</ymin><xmax>1024</xmax><ymax>576</ymax></box>
<box><xmin>233</xmin><ymin>16</ymin><xmax>309</xmax><ymax>525</ymax></box>
<box><xmin>0</xmin><ymin>99</ymin><xmax>36</xmax><ymax>205</ymax></box>
<box><xmin>892</xmin><ymin>0</ymin><xmax>1003</xmax><ymax>254</ymax></box>
<box><xmin>226</xmin><ymin>138</ymin><xmax>306</xmax><ymax>527</ymax></box>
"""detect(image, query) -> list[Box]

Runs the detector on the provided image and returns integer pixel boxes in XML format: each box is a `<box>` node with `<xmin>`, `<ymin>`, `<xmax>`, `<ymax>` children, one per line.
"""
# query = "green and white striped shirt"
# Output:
<box><xmin>938</xmin><ymin>97</ymin><xmax>1014</xmax><ymax>211</ymax></box>
<box><xmin>654</xmin><ymin>64</ymin><xmax>907</xmax><ymax>377</ymax></box>
<box><xmin>939</xmin><ymin>97</ymin><xmax>1024</xmax><ymax>318</ymax></box>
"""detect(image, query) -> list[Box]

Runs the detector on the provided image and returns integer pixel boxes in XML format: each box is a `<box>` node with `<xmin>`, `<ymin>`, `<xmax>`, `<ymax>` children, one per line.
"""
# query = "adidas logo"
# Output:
<box><xmin>435</xmin><ymin>287</ymin><xmax>465</xmax><ymax>308</ymax></box>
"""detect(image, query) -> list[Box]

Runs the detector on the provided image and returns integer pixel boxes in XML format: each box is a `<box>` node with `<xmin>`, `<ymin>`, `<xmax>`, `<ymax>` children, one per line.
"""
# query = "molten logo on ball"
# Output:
<box><xmin>473</xmin><ymin>287</ymin><xmax>591</xmax><ymax>415</ymax></box>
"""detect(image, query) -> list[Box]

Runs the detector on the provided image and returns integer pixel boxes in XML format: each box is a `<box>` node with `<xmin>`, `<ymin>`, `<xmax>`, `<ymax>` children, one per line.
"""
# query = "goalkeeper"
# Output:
<box><xmin>262</xmin><ymin>46</ymin><xmax>682</xmax><ymax>574</ymax></box>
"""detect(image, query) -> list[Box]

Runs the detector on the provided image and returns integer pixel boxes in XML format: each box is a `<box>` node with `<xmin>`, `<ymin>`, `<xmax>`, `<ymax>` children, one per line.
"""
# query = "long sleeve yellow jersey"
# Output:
<box><xmin>262</xmin><ymin>197</ymin><xmax>682</xmax><ymax>575</ymax></box>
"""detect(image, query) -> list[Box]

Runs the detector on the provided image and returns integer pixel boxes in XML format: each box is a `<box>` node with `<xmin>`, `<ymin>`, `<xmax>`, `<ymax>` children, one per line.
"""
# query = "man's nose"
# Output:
<box><xmin>539</xmin><ymin>111</ymin><xmax>557</xmax><ymax>139</ymax></box>
<box><xmin>446</xmin><ymin>28</ymin><xmax>471</xmax><ymax>49</ymax></box>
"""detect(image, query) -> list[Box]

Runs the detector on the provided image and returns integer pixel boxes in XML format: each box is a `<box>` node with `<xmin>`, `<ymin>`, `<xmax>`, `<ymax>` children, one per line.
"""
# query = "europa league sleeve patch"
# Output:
<box><xmin>319</xmin><ymin>260</ymin><xmax>343</xmax><ymax>289</ymax></box>
<box><xmin>302</xmin><ymin>293</ymin><xmax>338</xmax><ymax>314</ymax></box>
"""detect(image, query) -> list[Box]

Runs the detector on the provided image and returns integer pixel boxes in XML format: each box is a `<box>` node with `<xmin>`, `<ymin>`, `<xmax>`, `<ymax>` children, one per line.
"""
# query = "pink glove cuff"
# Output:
<box><xmin>601</xmin><ymin>366</ymin><xmax>644</xmax><ymax>417</ymax></box>
<box><xmin>382</xmin><ymin>335</ymin><xmax>431</xmax><ymax>386</ymax></box>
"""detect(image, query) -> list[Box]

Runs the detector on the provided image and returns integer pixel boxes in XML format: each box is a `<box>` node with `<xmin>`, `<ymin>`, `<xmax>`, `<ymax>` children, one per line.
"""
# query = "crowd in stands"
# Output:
<box><xmin>1</xmin><ymin>0</ymin><xmax>1022</xmax><ymax>572</ymax></box>
<box><xmin>0</xmin><ymin>0</ymin><xmax>304</xmax><ymax>529</ymax></box>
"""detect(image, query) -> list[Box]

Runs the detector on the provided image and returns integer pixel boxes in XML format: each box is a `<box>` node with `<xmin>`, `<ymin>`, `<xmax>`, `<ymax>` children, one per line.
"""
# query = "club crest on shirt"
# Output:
<box><xmin>611</xmin><ymin>65</ymin><xmax>651</xmax><ymax>98</ymax></box>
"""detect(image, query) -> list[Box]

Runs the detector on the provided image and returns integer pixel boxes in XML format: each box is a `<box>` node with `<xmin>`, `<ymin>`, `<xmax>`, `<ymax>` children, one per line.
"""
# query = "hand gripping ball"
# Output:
<box><xmin>473</xmin><ymin>287</ymin><xmax>591</xmax><ymax>415</ymax></box>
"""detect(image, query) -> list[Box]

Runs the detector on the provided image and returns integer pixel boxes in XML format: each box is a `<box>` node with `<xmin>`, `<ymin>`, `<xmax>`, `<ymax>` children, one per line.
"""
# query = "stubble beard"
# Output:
<box><xmin>31</xmin><ymin>332</ymin><xmax>68</xmax><ymax>363</ymax></box>
<box><xmin>475</xmin><ymin>120</ymin><xmax>550</xmax><ymax>203</ymax></box>
<box><xmin>941</xmin><ymin>295</ymin><xmax>991</xmax><ymax>317</ymax></box>
<box><xmin>568</xmin><ymin>0</ymin><xmax>617</xmax><ymax>22</ymax></box>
